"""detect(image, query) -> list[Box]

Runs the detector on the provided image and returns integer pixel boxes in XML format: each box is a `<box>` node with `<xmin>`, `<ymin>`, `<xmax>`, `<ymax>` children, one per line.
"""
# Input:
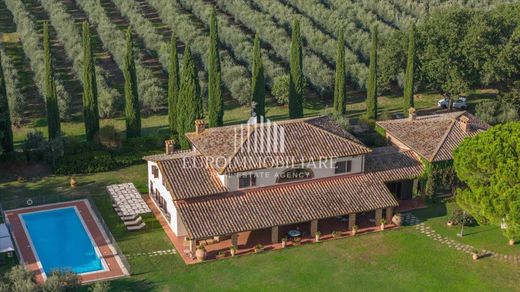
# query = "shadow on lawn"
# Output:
<box><xmin>411</xmin><ymin>201</ymin><xmax>448</xmax><ymax>223</ymax></box>
<box><xmin>107</xmin><ymin>277</ymin><xmax>157</xmax><ymax>291</ymax></box>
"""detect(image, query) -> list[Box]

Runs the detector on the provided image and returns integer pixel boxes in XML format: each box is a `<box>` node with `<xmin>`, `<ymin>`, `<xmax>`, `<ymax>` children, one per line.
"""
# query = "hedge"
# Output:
<box><xmin>54</xmin><ymin>136</ymin><xmax>166</xmax><ymax>175</ymax></box>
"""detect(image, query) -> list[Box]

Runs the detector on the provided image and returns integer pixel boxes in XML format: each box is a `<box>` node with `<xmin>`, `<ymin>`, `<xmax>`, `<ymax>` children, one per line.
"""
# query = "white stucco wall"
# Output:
<box><xmin>225</xmin><ymin>155</ymin><xmax>365</xmax><ymax>191</ymax></box>
<box><xmin>147</xmin><ymin>161</ymin><xmax>187</xmax><ymax>236</ymax></box>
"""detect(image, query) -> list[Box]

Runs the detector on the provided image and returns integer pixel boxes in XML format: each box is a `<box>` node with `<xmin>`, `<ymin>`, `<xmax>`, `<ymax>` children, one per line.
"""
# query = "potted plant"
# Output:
<box><xmin>281</xmin><ymin>237</ymin><xmax>287</xmax><ymax>248</ymax></box>
<box><xmin>380</xmin><ymin>219</ymin><xmax>386</xmax><ymax>230</ymax></box>
<box><xmin>392</xmin><ymin>213</ymin><xmax>402</xmax><ymax>226</ymax></box>
<box><xmin>314</xmin><ymin>231</ymin><xmax>321</xmax><ymax>242</ymax></box>
<box><xmin>195</xmin><ymin>244</ymin><xmax>206</xmax><ymax>261</ymax></box>
<box><xmin>471</xmin><ymin>249</ymin><xmax>479</xmax><ymax>261</ymax></box>
<box><xmin>216</xmin><ymin>251</ymin><xmax>226</xmax><ymax>259</ymax></box>
<box><xmin>230</xmin><ymin>245</ymin><xmax>237</xmax><ymax>257</ymax></box>
<box><xmin>254</xmin><ymin>244</ymin><xmax>264</xmax><ymax>253</ymax></box>
<box><xmin>293</xmin><ymin>237</ymin><xmax>302</xmax><ymax>246</ymax></box>
<box><xmin>351</xmin><ymin>225</ymin><xmax>359</xmax><ymax>236</ymax></box>
<box><xmin>332</xmin><ymin>231</ymin><xmax>341</xmax><ymax>239</ymax></box>
<box><xmin>70</xmin><ymin>176</ymin><xmax>78</xmax><ymax>188</ymax></box>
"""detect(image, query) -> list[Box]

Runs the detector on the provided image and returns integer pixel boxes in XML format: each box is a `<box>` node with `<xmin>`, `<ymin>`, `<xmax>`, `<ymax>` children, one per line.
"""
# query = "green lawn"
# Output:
<box><xmin>1</xmin><ymin>164</ymin><xmax>519</xmax><ymax>291</ymax></box>
<box><xmin>413</xmin><ymin>200</ymin><xmax>520</xmax><ymax>255</ymax></box>
<box><xmin>11</xmin><ymin>89</ymin><xmax>496</xmax><ymax>149</ymax></box>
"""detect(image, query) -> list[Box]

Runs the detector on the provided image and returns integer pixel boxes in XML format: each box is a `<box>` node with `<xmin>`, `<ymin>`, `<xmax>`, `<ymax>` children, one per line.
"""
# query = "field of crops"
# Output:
<box><xmin>0</xmin><ymin>0</ymin><xmax>514</xmax><ymax>122</ymax></box>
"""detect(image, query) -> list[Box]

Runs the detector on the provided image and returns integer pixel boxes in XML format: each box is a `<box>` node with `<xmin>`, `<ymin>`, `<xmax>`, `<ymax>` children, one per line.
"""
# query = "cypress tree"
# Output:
<box><xmin>177</xmin><ymin>44</ymin><xmax>202</xmax><ymax>149</ymax></box>
<box><xmin>403</xmin><ymin>25</ymin><xmax>416</xmax><ymax>116</ymax></box>
<box><xmin>0</xmin><ymin>52</ymin><xmax>13</xmax><ymax>152</ymax></box>
<box><xmin>43</xmin><ymin>21</ymin><xmax>61</xmax><ymax>139</ymax></box>
<box><xmin>123</xmin><ymin>27</ymin><xmax>141</xmax><ymax>138</ymax></box>
<box><xmin>168</xmin><ymin>33</ymin><xmax>180</xmax><ymax>136</ymax></box>
<box><xmin>366</xmin><ymin>26</ymin><xmax>378</xmax><ymax>120</ymax></box>
<box><xmin>288</xmin><ymin>19</ymin><xmax>304</xmax><ymax>119</ymax></box>
<box><xmin>251</xmin><ymin>32</ymin><xmax>265</xmax><ymax>121</ymax></box>
<box><xmin>207</xmin><ymin>10</ymin><xmax>223</xmax><ymax>127</ymax></box>
<box><xmin>82</xmin><ymin>21</ymin><xmax>99</xmax><ymax>142</ymax></box>
<box><xmin>334</xmin><ymin>28</ymin><xmax>346</xmax><ymax>115</ymax></box>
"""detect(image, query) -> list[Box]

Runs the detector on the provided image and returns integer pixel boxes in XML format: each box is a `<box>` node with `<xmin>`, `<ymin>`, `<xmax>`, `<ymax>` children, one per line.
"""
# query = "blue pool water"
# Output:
<box><xmin>21</xmin><ymin>207</ymin><xmax>104</xmax><ymax>275</ymax></box>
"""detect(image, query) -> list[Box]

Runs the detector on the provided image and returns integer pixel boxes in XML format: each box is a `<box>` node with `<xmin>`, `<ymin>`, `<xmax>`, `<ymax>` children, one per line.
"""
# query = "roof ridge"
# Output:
<box><xmin>304</xmin><ymin>117</ymin><xmax>372</xmax><ymax>151</ymax></box>
<box><xmin>429</xmin><ymin>118</ymin><xmax>457</xmax><ymax>162</ymax></box>
<box><xmin>219</xmin><ymin>124</ymin><xmax>257</xmax><ymax>174</ymax></box>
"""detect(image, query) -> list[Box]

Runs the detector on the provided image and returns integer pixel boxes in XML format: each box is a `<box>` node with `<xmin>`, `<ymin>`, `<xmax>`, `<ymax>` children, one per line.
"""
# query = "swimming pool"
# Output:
<box><xmin>21</xmin><ymin>207</ymin><xmax>106</xmax><ymax>275</ymax></box>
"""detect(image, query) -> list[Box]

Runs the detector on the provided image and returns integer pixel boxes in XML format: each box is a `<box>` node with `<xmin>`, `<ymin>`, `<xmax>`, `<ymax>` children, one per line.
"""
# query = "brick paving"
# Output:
<box><xmin>125</xmin><ymin>249</ymin><xmax>177</xmax><ymax>259</ymax></box>
<box><xmin>403</xmin><ymin>213</ymin><xmax>520</xmax><ymax>265</ymax></box>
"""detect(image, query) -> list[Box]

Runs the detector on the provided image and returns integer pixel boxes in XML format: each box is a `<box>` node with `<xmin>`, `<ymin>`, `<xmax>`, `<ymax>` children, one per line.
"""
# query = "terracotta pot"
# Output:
<box><xmin>195</xmin><ymin>248</ymin><xmax>206</xmax><ymax>261</ymax></box>
<box><xmin>281</xmin><ymin>240</ymin><xmax>287</xmax><ymax>248</ymax></box>
<box><xmin>392</xmin><ymin>214</ymin><xmax>402</xmax><ymax>226</ymax></box>
<box><xmin>230</xmin><ymin>249</ymin><xmax>236</xmax><ymax>257</ymax></box>
<box><xmin>509</xmin><ymin>239</ymin><xmax>515</xmax><ymax>246</ymax></box>
<box><xmin>472</xmin><ymin>253</ymin><xmax>479</xmax><ymax>261</ymax></box>
<box><xmin>70</xmin><ymin>177</ymin><xmax>78</xmax><ymax>188</ymax></box>
<box><xmin>315</xmin><ymin>234</ymin><xmax>320</xmax><ymax>242</ymax></box>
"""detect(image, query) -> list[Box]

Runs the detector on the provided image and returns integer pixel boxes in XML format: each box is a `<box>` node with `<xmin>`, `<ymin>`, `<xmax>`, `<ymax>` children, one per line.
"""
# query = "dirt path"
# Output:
<box><xmin>23</xmin><ymin>0</ymin><xmax>83</xmax><ymax>115</ymax></box>
<box><xmin>99</xmin><ymin>0</ymin><xmax>167</xmax><ymax>85</ymax></box>
<box><xmin>0</xmin><ymin>0</ymin><xmax>44</xmax><ymax>121</ymax></box>
<box><xmin>59</xmin><ymin>0</ymin><xmax>125</xmax><ymax>90</ymax></box>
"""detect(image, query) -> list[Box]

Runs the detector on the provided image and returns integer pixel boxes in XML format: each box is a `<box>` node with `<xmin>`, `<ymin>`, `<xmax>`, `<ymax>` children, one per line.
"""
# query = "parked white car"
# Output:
<box><xmin>437</xmin><ymin>96</ymin><xmax>467</xmax><ymax>109</ymax></box>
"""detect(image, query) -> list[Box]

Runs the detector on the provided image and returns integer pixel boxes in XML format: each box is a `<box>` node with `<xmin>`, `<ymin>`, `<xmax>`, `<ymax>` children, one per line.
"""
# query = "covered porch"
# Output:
<box><xmin>167</xmin><ymin>205</ymin><xmax>397</xmax><ymax>264</ymax></box>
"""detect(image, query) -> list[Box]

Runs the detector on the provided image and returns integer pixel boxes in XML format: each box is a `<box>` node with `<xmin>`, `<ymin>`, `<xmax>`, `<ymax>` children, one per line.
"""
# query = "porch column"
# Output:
<box><xmin>412</xmin><ymin>179</ymin><xmax>419</xmax><ymax>195</ymax></box>
<box><xmin>271</xmin><ymin>226</ymin><xmax>279</xmax><ymax>243</ymax></box>
<box><xmin>386</xmin><ymin>207</ymin><xmax>393</xmax><ymax>224</ymax></box>
<box><xmin>231</xmin><ymin>234</ymin><xmax>238</xmax><ymax>247</ymax></box>
<box><xmin>188</xmin><ymin>238</ymin><xmax>196</xmax><ymax>257</ymax></box>
<box><xmin>375</xmin><ymin>209</ymin><xmax>383</xmax><ymax>225</ymax></box>
<box><xmin>348</xmin><ymin>213</ymin><xmax>356</xmax><ymax>230</ymax></box>
<box><xmin>310</xmin><ymin>220</ymin><xmax>318</xmax><ymax>236</ymax></box>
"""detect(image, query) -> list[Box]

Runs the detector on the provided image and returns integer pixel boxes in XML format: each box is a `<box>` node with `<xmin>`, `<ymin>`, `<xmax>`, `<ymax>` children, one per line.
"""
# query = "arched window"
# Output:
<box><xmin>276</xmin><ymin>168</ymin><xmax>314</xmax><ymax>183</ymax></box>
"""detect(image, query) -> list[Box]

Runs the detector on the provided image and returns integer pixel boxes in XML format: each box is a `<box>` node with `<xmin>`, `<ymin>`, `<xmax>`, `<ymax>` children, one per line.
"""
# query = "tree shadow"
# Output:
<box><xmin>411</xmin><ymin>201</ymin><xmax>448</xmax><ymax>223</ymax></box>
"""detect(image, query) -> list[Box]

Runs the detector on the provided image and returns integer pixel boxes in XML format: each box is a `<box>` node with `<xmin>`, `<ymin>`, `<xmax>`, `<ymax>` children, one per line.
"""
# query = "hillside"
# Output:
<box><xmin>0</xmin><ymin>0</ymin><xmax>516</xmax><ymax>122</ymax></box>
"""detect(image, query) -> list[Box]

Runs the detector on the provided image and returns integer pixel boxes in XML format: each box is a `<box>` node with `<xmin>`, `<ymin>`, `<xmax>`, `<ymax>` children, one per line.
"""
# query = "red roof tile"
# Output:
<box><xmin>177</xmin><ymin>174</ymin><xmax>399</xmax><ymax>239</ymax></box>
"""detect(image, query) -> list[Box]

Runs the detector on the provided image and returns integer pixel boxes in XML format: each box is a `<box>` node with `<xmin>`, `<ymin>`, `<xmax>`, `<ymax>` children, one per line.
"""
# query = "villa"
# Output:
<box><xmin>144</xmin><ymin>110</ymin><xmax>487</xmax><ymax>262</ymax></box>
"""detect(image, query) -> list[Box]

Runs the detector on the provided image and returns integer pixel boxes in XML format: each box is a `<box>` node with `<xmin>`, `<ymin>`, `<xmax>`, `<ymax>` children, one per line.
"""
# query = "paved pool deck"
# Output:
<box><xmin>5</xmin><ymin>199</ymin><xmax>129</xmax><ymax>284</ymax></box>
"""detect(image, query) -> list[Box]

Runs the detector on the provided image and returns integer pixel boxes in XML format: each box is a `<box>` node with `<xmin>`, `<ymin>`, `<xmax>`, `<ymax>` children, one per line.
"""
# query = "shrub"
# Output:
<box><xmin>476</xmin><ymin>100</ymin><xmax>518</xmax><ymax>125</ymax></box>
<box><xmin>54</xmin><ymin>151</ymin><xmax>116</xmax><ymax>174</ymax></box>
<box><xmin>54</xmin><ymin>135</ymin><xmax>166</xmax><ymax>175</ymax></box>
<box><xmin>89</xmin><ymin>281</ymin><xmax>111</xmax><ymax>292</ymax></box>
<box><xmin>449</xmin><ymin>208</ymin><xmax>476</xmax><ymax>226</ymax></box>
<box><xmin>96</xmin><ymin>125</ymin><xmax>122</xmax><ymax>150</ymax></box>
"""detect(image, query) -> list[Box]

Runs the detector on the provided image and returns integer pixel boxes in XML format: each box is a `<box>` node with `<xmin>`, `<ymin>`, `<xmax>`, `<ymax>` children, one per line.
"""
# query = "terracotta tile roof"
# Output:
<box><xmin>157</xmin><ymin>155</ymin><xmax>228</xmax><ymax>200</ymax></box>
<box><xmin>365</xmin><ymin>146</ymin><xmax>424</xmax><ymax>181</ymax></box>
<box><xmin>186</xmin><ymin>116</ymin><xmax>371</xmax><ymax>174</ymax></box>
<box><xmin>176</xmin><ymin>174</ymin><xmax>398</xmax><ymax>239</ymax></box>
<box><xmin>376</xmin><ymin>111</ymin><xmax>489</xmax><ymax>162</ymax></box>
<box><xmin>143</xmin><ymin>149</ymin><xmax>197</xmax><ymax>162</ymax></box>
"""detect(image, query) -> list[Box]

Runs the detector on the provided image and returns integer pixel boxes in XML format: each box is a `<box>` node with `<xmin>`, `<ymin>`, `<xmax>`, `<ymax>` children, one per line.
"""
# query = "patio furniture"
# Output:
<box><xmin>116</xmin><ymin>210</ymin><xmax>139</xmax><ymax>220</ymax></box>
<box><xmin>123</xmin><ymin>216</ymin><xmax>143</xmax><ymax>227</ymax></box>
<box><xmin>0</xmin><ymin>224</ymin><xmax>15</xmax><ymax>259</ymax></box>
<box><xmin>287</xmin><ymin>230</ymin><xmax>302</xmax><ymax>238</ymax></box>
<box><xmin>126</xmin><ymin>222</ymin><xmax>146</xmax><ymax>231</ymax></box>
<box><xmin>107</xmin><ymin>183</ymin><xmax>152</xmax><ymax>229</ymax></box>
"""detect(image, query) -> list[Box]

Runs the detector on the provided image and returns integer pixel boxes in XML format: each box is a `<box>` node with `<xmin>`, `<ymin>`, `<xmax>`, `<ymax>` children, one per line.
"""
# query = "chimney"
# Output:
<box><xmin>459</xmin><ymin>116</ymin><xmax>470</xmax><ymax>133</ymax></box>
<box><xmin>165</xmin><ymin>139</ymin><xmax>175</xmax><ymax>155</ymax></box>
<box><xmin>408</xmin><ymin>107</ymin><xmax>417</xmax><ymax>121</ymax></box>
<box><xmin>195</xmin><ymin>119</ymin><xmax>205</xmax><ymax>134</ymax></box>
